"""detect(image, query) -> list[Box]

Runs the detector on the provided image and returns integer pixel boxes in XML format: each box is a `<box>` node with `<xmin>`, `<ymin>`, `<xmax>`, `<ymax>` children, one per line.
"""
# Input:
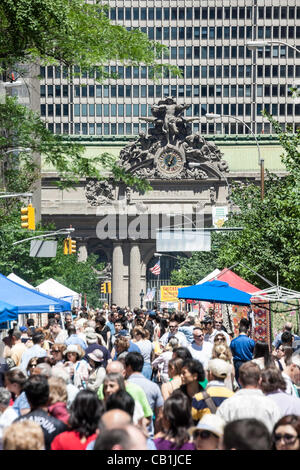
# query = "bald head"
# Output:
<box><xmin>100</xmin><ymin>409</ymin><xmax>131</xmax><ymax>430</ymax></box>
<box><xmin>106</xmin><ymin>361</ymin><xmax>125</xmax><ymax>376</ymax></box>
<box><xmin>122</xmin><ymin>424</ymin><xmax>147</xmax><ymax>450</ymax></box>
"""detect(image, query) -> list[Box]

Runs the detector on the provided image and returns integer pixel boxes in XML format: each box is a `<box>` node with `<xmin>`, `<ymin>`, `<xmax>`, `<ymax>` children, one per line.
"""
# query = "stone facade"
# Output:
<box><xmin>41</xmin><ymin>100</ymin><xmax>287</xmax><ymax>308</ymax></box>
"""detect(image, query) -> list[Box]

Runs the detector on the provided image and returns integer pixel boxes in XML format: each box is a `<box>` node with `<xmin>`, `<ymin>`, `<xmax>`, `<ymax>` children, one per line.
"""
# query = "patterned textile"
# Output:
<box><xmin>251</xmin><ymin>299</ymin><xmax>271</xmax><ymax>346</ymax></box>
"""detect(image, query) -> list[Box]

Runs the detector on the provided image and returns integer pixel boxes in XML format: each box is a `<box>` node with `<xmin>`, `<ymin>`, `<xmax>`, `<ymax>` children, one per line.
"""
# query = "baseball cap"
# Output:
<box><xmin>87</xmin><ymin>349</ymin><xmax>104</xmax><ymax>363</ymax></box>
<box><xmin>189</xmin><ymin>414</ymin><xmax>225</xmax><ymax>438</ymax></box>
<box><xmin>19</xmin><ymin>326</ymin><xmax>28</xmax><ymax>333</ymax></box>
<box><xmin>208</xmin><ymin>358</ymin><xmax>231</xmax><ymax>379</ymax></box>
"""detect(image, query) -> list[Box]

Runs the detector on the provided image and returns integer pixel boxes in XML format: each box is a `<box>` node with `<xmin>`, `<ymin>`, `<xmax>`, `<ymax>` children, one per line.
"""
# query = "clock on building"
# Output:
<box><xmin>156</xmin><ymin>147</ymin><xmax>185</xmax><ymax>178</ymax></box>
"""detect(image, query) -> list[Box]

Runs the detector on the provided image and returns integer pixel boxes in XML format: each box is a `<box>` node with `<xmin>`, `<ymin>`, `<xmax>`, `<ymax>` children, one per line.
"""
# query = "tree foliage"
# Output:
<box><xmin>0</xmin><ymin>206</ymin><xmax>104</xmax><ymax>307</ymax></box>
<box><xmin>170</xmin><ymin>117</ymin><xmax>300</xmax><ymax>290</ymax></box>
<box><xmin>0</xmin><ymin>0</ymin><xmax>178</xmax><ymax>79</ymax></box>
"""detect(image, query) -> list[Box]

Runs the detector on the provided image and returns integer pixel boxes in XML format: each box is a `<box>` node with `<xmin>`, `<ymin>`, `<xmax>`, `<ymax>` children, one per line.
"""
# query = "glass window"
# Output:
<box><xmin>63</xmin><ymin>104</ymin><xmax>68</xmax><ymax>116</ymax></box>
<box><xmin>40</xmin><ymin>85</ymin><xmax>45</xmax><ymax>97</ymax></box>
<box><xmin>126</xmin><ymin>85</ymin><xmax>131</xmax><ymax>97</ymax></box>
<box><xmin>117</xmin><ymin>85</ymin><xmax>124</xmax><ymax>97</ymax></box>
<box><xmin>74</xmin><ymin>104</ymin><xmax>80</xmax><ymax>116</ymax></box>
<box><xmin>89</xmin><ymin>104</ymin><xmax>95</xmax><ymax>116</ymax></box>
<box><xmin>96</xmin><ymin>104</ymin><xmax>102</xmax><ymax>116</ymax></box>
<box><xmin>164</xmin><ymin>8</ymin><xmax>169</xmax><ymax>20</ymax></box>
<box><xmin>47</xmin><ymin>85</ymin><xmax>53</xmax><ymax>97</ymax></box>
<box><xmin>133</xmin><ymin>8</ymin><xmax>139</xmax><ymax>20</ymax></box>
<box><xmin>82</xmin><ymin>104</ymin><xmax>87</xmax><ymax>116</ymax></box>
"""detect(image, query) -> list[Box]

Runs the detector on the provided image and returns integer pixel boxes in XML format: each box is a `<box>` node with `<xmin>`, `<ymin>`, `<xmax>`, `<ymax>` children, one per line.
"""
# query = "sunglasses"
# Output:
<box><xmin>274</xmin><ymin>433</ymin><xmax>299</xmax><ymax>443</ymax></box>
<box><xmin>51</xmin><ymin>349</ymin><xmax>61</xmax><ymax>353</ymax></box>
<box><xmin>193</xmin><ymin>334</ymin><xmax>203</xmax><ymax>338</ymax></box>
<box><xmin>194</xmin><ymin>430</ymin><xmax>217</xmax><ymax>440</ymax></box>
<box><xmin>215</xmin><ymin>336</ymin><xmax>226</xmax><ymax>341</ymax></box>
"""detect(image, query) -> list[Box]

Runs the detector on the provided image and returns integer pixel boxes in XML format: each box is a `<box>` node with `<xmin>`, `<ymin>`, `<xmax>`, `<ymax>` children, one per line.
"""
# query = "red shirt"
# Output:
<box><xmin>51</xmin><ymin>431</ymin><xmax>97</xmax><ymax>450</ymax></box>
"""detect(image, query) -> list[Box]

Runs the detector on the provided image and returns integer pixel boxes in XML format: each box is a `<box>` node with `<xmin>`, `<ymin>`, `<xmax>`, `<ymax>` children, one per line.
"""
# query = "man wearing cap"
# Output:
<box><xmin>191</xmin><ymin>358</ymin><xmax>234</xmax><ymax>423</ymax></box>
<box><xmin>189</xmin><ymin>414</ymin><xmax>225</xmax><ymax>451</ymax></box>
<box><xmin>20</xmin><ymin>333</ymin><xmax>47</xmax><ymax>372</ymax></box>
<box><xmin>83</xmin><ymin>329</ymin><xmax>111</xmax><ymax>368</ymax></box>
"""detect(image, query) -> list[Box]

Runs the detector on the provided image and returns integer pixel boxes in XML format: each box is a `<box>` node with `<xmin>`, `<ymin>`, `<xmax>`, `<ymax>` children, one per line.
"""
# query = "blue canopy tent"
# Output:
<box><xmin>177</xmin><ymin>280</ymin><xmax>252</xmax><ymax>306</ymax></box>
<box><xmin>0</xmin><ymin>273</ymin><xmax>71</xmax><ymax>325</ymax></box>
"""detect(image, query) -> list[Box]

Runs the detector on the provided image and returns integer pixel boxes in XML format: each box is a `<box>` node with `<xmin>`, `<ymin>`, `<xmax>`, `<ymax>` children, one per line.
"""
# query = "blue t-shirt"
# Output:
<box><xmin>12</xmin><ymin>391</ymin><xmax>30</xmax><ymax>416</ymax></box>
<box><xmin>230</xmin><ymin>334</ymin><xmax>255</xmax><ymax>362</ymax></box>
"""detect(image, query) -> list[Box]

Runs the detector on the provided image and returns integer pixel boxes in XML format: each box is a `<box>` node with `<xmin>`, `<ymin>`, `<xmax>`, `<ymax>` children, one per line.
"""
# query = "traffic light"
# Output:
<box><xmin>106</xmin><ymin>281</ymin><xmax>111</xmax><ymax>294</ymax></box>
<box><xmin>63</xmin><ymin>238</ymin><xmax>69</xmax><ymax>255</ymax></box>
<box><xmin>20</xmin><ymin>204</ymin><xmax>35</xmax><ymax>230</ymax></box>
<box><xmin>68</xmin><ymin>238</ymin><xmax>77</xmax><ymax>254</ymax></box>
<box><xmin>100</xmin><ymin>282</ymin><xmax>107</xmax><ymax>294</ymax></box>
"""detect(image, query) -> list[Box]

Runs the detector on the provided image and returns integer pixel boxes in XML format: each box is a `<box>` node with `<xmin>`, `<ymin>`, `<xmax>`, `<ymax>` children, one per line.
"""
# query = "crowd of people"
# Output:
<box><xmin>0</xmin><ymin>304</ymin><xmax>299</xmax><ymax>451</ymax></box>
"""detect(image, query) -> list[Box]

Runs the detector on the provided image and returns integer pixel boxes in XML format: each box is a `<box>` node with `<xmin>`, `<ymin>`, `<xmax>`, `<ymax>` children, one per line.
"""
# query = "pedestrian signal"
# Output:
<box><xmin>101</xmin><ymin>282</ymin><xmax>107</xmax><ymax>294</ymax></box>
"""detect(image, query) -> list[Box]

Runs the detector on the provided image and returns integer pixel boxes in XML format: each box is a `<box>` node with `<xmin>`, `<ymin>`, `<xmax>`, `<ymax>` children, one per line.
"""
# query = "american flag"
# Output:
<box><xmin>149</xmin><ymin>259</ymin><xmax>161</xmax><ymax>276</ymax></box>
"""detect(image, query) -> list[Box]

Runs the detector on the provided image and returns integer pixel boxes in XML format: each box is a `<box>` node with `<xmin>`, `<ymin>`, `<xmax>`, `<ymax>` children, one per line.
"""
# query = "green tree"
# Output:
<box><xmin>217</xmin><ymin>114</ymin><xmax>300</xmax><ymax>289</ymax></box>
<box><xmin>0</xmin><ymin>0</ymin><xmax>177</xmax><ymax>77</ymax></box>
<box><xmin>170</xmin><ymin>116</ymin><xmax>300</xmax><ymax>290</ymax></box>
<box><xmin>0</xmin><ymin>207</ymin><xmax>104</xmax><ymax>307</ymax></box>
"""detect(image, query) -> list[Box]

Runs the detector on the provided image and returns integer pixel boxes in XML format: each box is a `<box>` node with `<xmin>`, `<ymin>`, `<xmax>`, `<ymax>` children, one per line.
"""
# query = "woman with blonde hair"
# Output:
<box><xmin>211</xmin><ymin>341</ymin><xmax>236</xmax><ymax>391</ymax></box>
<box><xmin>3</xmin><ymin>420</ymin><xmax>45</xmax><ymax>450</ymax></box>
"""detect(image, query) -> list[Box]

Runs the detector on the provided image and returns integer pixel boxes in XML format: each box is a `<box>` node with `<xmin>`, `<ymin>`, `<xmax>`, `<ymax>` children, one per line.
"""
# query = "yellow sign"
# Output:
<box><xmin>160</xmin><ymin>286</ymin><xmax>189</xmax><ymax>302</ymax></box>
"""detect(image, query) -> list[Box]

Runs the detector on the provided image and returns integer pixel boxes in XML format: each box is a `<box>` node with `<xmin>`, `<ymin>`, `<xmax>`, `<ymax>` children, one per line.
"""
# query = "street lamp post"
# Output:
<box><xmin>139</xmin><ymin>289</ymin><xmax>144</xmax><ymax>309</ymax></box>
<box><xmin>246</xmin><ymin>40</ymin><xmax>300</xmax><ymax>54</ymax></box>
<box><xmin>205</xmin><ymin>113</ymin><xmax>264</xmax><ymax>200</ymax></box>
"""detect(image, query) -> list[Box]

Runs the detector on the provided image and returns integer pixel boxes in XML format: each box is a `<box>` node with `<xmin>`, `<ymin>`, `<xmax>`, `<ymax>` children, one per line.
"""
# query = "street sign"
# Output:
<box><xmin>29</xmin><ymin>240</ymin><xmax>57</xmax><ymax>257</ymax></box>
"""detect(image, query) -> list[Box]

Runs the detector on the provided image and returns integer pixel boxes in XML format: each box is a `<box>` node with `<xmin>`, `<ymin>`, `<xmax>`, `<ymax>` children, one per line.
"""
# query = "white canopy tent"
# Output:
<box><xmin>251</xmin><ymin>285</ymin><xmax>300</xmax><ymax>303</ymax></box>
<box><xmin>197</xmin><ymin>269</ymin><xmax>221</xmax><ymax>285</ymax></box>
<box><xmin>7</xmin><ymin>273</ymin><xmax>35</xmax><ymax>290</ymax></box>
<box><xmin>36</xmin><ymin>278</ymin><xmax>80</xmax><ymax>308</ymax></box>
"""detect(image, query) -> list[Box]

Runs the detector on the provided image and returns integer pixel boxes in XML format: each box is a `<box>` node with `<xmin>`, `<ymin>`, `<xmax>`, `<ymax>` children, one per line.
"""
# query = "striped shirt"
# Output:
<box><xmin>191</xmin><ymin>381</ymin><xmax>234</xmax><ymax>423</ymax></box>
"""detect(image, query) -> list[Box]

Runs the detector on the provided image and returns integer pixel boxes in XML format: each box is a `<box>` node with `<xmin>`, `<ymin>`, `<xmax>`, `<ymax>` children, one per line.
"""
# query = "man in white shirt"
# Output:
<box><xmin>188</xmin><ymin>326</ymin><xmax>213</xmax><ymax>370</ymax></box>
<box><xmin>202</xmin><ymin>316</ymin><xmax>219</xmax><ymax>344</ymax></box>
<box><xmin>217</xmin><ymin>361</ymin><xmax>281</xmax><ymax>433</ymax></box>
<box><xmin>159</xmin><ymin>319</ymin><xmax>189</xmax><ymax>349</ymax></box>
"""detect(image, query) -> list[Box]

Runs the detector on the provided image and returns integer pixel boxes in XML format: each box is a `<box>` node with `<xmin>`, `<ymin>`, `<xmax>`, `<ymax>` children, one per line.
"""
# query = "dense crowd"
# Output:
<box><xmin>0</xmin><ymin>304</ymin><xmax>299</xmax><ymax>451</ymax></box>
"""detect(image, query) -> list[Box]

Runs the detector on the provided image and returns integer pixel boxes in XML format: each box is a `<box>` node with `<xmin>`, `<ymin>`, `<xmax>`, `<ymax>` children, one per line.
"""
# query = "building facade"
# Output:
<box><xmin>40</xmin><ymin>1</ymin><xmax>297</xmax><ymax>307</ymax></box>
<box><xmin>39</xmin><ymin>0</ymin><xmax>300</xmax><ymax>137</ymax></box>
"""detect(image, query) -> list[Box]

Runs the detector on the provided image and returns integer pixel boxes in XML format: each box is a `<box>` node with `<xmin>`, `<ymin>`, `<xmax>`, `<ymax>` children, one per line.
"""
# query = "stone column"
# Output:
<box><xmin>112</xmin><ymin>243</ymin><xmax>124</xmax><ymax>306</ymax></box>
<box><xmin>129</xmin><ymin>243</ymin><xmax>141</xmax><ymax>309</ymax></box>
<box><xmin>77</xmin><ymin>240</ymin><xmax>88</xmax><ymax>262</ymax></box>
